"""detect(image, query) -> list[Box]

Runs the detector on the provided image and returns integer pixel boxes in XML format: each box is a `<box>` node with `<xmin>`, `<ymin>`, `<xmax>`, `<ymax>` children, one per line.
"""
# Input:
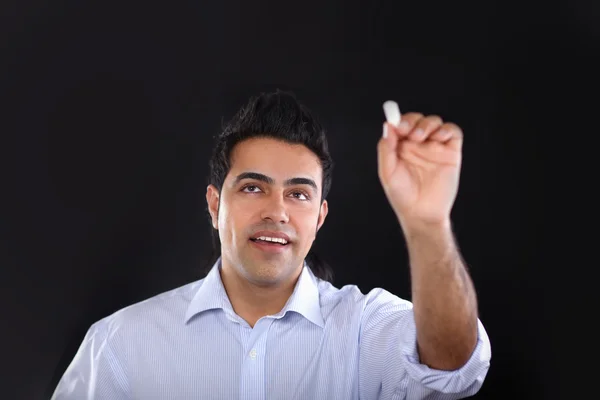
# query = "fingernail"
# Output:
<box><xmin>398</xmin><ymin>121</ymin><xmax>410</xmax><ymax>131</ymax></box>
<box><xmin>382</xmin><ymin>123</ymin><xmax>388</xmax><ymax>138</ymax></box>
<box><xmin>413</xmin><ymin>128</ymin><xmax>425</xmax><ymax>136</ymax></box>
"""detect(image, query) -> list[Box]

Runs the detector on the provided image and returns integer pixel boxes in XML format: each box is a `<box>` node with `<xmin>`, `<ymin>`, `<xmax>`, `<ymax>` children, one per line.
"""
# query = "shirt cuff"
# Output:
<box><xmin>401</xmin><ymin>317</ymin><xmax>492</xmax><ymax>394</ymax></box>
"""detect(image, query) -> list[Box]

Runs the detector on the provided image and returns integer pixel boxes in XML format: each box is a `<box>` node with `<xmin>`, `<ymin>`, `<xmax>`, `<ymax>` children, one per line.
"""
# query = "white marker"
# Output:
<box><xmin>382</xmin><ymin>100</ymin><xmax>401</xmax><ymax>126</ymax></box>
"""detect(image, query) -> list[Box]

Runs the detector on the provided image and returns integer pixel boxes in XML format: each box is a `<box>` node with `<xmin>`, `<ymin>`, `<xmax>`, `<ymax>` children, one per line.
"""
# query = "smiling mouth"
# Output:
<box><xmin>249</xmin><ymin>238</ymin><xmax>289</xmax><ymax>246</ymax></box>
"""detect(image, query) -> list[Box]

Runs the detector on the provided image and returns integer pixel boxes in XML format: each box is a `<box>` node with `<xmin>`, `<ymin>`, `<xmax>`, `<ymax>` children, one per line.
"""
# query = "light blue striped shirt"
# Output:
<box><xmin>52</xmin><ymin>258</ymin><xmax>491</xmax><ymax>400</ymax></box>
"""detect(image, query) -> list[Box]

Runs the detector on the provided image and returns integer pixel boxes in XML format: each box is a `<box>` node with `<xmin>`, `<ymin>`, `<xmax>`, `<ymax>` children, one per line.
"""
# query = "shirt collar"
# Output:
<box><xmin>184</xmin><ymin>257</ymin><xmax>325</xmax><ymax>328</ymax></box>
<box><xmin>184</xmin><ymin>258</ymin><xmax>232</xmax><ymax>324</ymax></box>
<box><xmin>280</xmin><ymin>260</ymin><xmax>325</xmax><ymax>328</ymax></box>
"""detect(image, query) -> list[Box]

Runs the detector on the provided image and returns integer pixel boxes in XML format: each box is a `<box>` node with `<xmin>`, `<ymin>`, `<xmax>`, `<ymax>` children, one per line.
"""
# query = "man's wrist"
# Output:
<box><xmin>398</xmin><ymin>216</ymin><xmax>453</xmax><ymax>239</ymax></box>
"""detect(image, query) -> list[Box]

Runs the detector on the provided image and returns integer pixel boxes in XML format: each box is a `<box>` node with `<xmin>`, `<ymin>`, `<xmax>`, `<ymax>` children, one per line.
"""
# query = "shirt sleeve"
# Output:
<box><xmin>51</xmin><ymin>320</ymin><xmax>129</xmax><ymax>400</ymax></box>
<box><xmin>358</xmin><ymin>288</ymin><xmax>491</xmax><ymax>400</ymax></box>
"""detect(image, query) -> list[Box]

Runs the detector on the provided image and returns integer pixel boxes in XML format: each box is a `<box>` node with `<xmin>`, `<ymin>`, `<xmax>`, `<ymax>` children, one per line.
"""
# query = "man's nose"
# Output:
<box><xmin>260</xmin><ymin>194</ymin><xmax>289</xmax><ymax>224</ymax></box>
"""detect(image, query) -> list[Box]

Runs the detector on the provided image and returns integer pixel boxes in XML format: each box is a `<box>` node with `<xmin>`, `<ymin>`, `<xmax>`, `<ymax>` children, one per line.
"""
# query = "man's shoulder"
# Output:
<box><xmin>90</xmin><ymin>278</ymin><xmax>206</xmax><ymax>339</ymax></box>
<box><xmin>317</xmin><ymin>279</ymin><xmax>413</xmax><ymax>314</ymax></box>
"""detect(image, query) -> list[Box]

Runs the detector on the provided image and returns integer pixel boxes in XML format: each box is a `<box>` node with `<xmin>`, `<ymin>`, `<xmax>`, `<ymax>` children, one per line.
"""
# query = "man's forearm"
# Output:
<box><xmin>401</xmin><ymin>219</ymin><xmax>479</xmax><ymax>371</ymax></box>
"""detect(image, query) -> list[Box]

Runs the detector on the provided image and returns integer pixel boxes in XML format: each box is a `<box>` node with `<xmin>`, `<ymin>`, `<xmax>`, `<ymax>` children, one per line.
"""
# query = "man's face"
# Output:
<box><xmin>206</xmin><ymin>137</ymin><xmax>328</xmax><ymax>286</ymax></box>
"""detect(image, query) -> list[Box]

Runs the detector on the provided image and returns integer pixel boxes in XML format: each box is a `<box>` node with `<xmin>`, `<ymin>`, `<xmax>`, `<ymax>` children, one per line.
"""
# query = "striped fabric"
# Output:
<box><xmin>52</xmin><ymin>257</ymin><xmax>491</xmax><ymax>400</ymax></box>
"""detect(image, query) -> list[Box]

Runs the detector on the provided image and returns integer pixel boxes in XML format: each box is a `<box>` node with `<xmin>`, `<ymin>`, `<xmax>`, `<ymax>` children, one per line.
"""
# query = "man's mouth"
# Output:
<box><xmin>249</xmin><ymin>237</ymin><xmax>289</xmax><ymax>246</ymax></box>
<box><xmin>249</xmin><ymin>236</ymin><xmax>291</xmax><ymax>253</ymax></box>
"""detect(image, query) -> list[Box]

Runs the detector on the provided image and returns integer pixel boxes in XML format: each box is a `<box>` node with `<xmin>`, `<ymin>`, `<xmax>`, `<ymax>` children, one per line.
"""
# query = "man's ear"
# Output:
<box><xmin>206</xmin><ymin>185</ymin><xmax>220</xmax><ymax>230</ymax></box>
<box><xmin>316</xmin><ymin>199</ymin><xmax>328</xmax><ymax>234</ymax></box>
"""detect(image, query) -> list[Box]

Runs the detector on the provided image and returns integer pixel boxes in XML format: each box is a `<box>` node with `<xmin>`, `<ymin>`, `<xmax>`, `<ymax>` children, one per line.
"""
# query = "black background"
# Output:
<box><xmin>3</xmin><ymin>0</ymin><xmax>595</xmax><ymax>399</ymax></box>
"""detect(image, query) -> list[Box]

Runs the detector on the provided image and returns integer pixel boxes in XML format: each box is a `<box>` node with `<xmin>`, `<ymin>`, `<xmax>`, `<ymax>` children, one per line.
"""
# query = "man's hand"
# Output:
<box><xmin>377</xmin><ymin>105</ymin><xmax>464</xmax><ymax>227</ymax></box>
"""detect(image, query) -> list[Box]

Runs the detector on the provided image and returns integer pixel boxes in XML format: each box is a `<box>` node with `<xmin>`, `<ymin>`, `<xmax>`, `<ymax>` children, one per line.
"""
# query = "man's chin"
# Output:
<box><xmin>242</xmin><ymin>260</ymin><xmax>297</xmax><ymax>285</ymax></box>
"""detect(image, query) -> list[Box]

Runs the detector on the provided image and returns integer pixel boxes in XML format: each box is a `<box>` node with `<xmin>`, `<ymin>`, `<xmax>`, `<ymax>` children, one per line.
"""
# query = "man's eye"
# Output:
<box><xmin>242</xmin><ymin>185</ymin><xmax>262</xmax><ymax>193</ymax></box>
<box><xmin>292</xmin><ymin>191</ymin><xmax>309</xmax><ymax>201</ymax></box>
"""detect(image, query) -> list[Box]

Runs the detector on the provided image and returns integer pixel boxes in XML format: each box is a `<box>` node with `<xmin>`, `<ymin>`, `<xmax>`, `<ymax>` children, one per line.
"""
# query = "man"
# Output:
<box><xmin>52</xmin><ymin>90</ymin><xmax>491</xmax><ymax>399</ymax></box>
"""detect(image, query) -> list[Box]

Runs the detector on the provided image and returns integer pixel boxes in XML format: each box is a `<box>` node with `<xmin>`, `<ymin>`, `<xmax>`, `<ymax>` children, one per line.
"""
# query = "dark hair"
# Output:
<box><xmin>202</xmin><ymin>90</ymin><xmax>335</xmax><ymax>282</ymax></box>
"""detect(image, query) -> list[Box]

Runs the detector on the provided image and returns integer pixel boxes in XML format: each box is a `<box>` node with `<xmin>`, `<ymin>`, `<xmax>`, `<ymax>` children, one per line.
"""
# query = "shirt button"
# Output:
<box><xmin>249</xmin><ymin>349</ymin><xmax>257</xmax><ymax>359</ymax></box>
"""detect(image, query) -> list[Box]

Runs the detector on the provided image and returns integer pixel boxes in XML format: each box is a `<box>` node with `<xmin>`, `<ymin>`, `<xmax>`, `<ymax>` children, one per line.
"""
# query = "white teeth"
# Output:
<box><xmin>255</xmin><ymin>236</ymin><xmax>288</xmax><ymax>245</ymax></box>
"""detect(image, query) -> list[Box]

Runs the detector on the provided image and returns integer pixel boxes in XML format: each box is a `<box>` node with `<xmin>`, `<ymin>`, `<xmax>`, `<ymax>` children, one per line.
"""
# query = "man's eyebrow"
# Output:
<box><xmin>234</xmin><ymin>172</ymin><xmax>318</xmax><ymax>192</ymax></box>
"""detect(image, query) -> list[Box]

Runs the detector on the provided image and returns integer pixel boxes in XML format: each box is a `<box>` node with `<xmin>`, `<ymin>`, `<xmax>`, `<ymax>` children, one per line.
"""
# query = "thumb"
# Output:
<box><xmin>377</xmin><ymin>122</ymin><xmax>399</xmax><ymax>185</ymax></box>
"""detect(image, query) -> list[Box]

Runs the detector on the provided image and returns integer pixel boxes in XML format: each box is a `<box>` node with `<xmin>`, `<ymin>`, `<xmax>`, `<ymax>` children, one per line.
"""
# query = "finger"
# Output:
<box><xmin>445</xmin><ymin>122</ymin><xmax>464</xmax><ymax>151</ymax></box>
<box><xmin>377</xmin><ymin>122</ymin><xmax>399</xmax><ymax>182</ymax></box>
<box><xmin>430</xmin><ymin>122</ymin><xmax>464</xmax><ymax>150</ymax></box>
<box><xmin>408</xmin><ymin>115</ymin><xmax>443</xmax><ymax>142</ymax></box>
<box><xmin>428</xmin><ymin>125</ymin><xmax>453</xmax><ymax>143</ymax></box>
<box><xmin>391</xmin><ymin>112</ymin><xmax>424</xmax><ymax>137</ymax></box>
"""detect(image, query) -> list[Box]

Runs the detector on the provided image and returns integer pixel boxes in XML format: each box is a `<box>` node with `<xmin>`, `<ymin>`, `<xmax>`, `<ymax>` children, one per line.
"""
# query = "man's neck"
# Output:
<box><xmin>219</xmin><ymin>263</ymin><xmax>301</xmax><ymax>328</ymax></box>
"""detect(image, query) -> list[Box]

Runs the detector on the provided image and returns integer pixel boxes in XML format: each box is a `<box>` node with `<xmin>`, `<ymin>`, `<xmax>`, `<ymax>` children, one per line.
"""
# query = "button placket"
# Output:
<box><xmin>239</xmin><ymin>318</ymin><xmax>274</xmax><ymax>400</ymax></box>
